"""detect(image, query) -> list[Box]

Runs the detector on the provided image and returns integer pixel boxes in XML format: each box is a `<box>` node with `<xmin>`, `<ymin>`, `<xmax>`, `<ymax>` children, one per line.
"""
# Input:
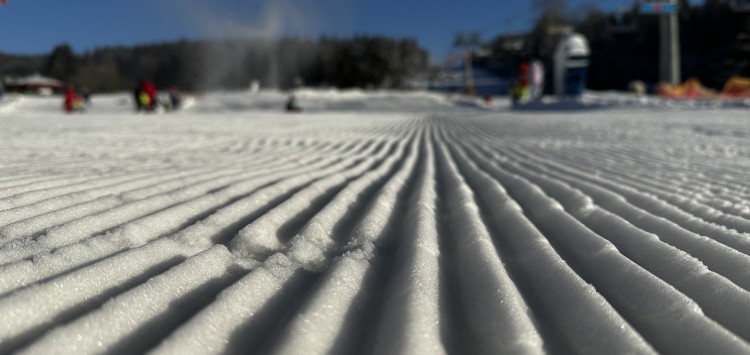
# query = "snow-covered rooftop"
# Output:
<box><xmin>4</xmin><ymin>73</ymin><xmax>63</xmax><ymax>87</ymax></box>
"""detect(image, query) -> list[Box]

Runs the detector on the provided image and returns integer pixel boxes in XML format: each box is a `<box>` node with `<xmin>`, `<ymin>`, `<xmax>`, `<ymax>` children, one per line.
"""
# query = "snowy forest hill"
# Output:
<box><xmin>0</xmin><ymin>36</ymin><xmax>429</xmax><ymax>93</ymax></box>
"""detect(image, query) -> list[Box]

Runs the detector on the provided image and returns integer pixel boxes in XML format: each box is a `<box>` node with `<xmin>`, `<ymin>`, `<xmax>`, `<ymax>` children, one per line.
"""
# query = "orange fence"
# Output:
<box><xmin>658</xmin><ymin>76</ymin><xmax>750</xmax><ymax>99</ymax></box>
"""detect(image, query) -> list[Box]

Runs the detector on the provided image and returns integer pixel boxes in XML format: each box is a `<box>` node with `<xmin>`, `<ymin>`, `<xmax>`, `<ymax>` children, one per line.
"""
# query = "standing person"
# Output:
<box><xmin>142</xmin><ymin>80</ymin><xmax>157</xmax><ymax>111</ymax></box>
<box><xmin>135</xmin><ymin>80</ymin><xmax>157</xmax><ymax>112</ymax></box>
<box><xmin>167</xmin><ymin>87</ymin><xmax>181</xmax><ymax>111</ymax></box>
<box><xmin>518</xmin><ymin>62</ymin><xmax>531</xmax><ymax>102</ymax></box>
<box><xmin>530</xmin><ymin>59</ymin><xmax>545</xmax><ymax>101</ymax></box>
<box><xmin>512</xmin><ymin>62</ymin><xmax>532</xmax><ymax>105</ymax></box>
<box><xmin>285</xmin><ymin>94</ymin><xmax>301</xmax><ymax>112</ymax></box>
<box><xmin>80</xmin><ymin>87</ymin><xmax>91</xmax><ymax>103</ymax></box>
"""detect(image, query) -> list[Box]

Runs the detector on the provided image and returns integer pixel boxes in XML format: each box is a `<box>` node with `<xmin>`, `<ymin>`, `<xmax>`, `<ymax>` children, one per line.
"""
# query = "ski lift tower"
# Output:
<box><xmin>641</xmin><ymin>0</ymin><xmax>681</xmax><ymax>85</ymax></box>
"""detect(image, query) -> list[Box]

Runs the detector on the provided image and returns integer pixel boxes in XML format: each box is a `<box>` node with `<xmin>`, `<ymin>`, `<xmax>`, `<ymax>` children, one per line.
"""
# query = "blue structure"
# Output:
<box><xmin>640</xmin><ymin>2</ymin><xmax>677</xmax><ymax>14</ymax></box>
<box><xmin>564</xmin><ymin>66</ymin><xmax>588</xmax><ymax>96</ymax></box>
<box><xmin>554</xmin><ymin>33</ymin><xmax>590</xmax><ymax>97</ymax></box>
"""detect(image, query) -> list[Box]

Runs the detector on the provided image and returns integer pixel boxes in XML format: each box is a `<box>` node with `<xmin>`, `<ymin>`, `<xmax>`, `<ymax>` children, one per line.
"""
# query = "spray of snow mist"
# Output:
<box><xmin>171</xmin><ymin>0</ymin><xmax>321</xmax><ymax>90</ymax></box>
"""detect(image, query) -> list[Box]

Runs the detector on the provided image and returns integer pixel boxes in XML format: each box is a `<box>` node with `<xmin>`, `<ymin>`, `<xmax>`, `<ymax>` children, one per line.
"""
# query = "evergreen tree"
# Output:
<box><xmin>44</xmin><ymin>43</ymin><xmax>78</xmax><ymax>82</ymax></box>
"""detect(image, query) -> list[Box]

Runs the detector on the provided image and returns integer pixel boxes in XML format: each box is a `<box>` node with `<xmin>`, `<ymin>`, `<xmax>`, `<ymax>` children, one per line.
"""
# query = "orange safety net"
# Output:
<box><xmin>721</xmin><ymin>76</ymin><xmax>750</xmax><ymax>98</ymax></box>
<box><xmin>658</xmin><ymin>76</ymin><xmax>750</xmax><ymax>99</ymax></box>
<box><xmin>657</xmin><ymin>78</ymin><xmax>717</xmax><ymax>99</ymax></box>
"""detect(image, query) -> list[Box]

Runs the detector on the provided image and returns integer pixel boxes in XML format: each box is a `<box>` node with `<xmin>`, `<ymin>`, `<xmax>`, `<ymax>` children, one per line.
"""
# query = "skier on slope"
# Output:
<box><xmin>167</xmin><ymin>86</ymin><xmax>182</xmax><ymax>111</ymax></box>
<box><xmin>285</xmin><ymin>94</ymin><xmax>302</xmax><ymax>113</ymax></box>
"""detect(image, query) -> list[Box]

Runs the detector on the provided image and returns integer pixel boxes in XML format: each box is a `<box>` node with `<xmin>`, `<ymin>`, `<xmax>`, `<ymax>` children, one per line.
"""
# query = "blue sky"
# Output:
<box><xmin>0</xmin><ymin>0</ymin><xmax>696</xmax><ymax>61</ymax></box>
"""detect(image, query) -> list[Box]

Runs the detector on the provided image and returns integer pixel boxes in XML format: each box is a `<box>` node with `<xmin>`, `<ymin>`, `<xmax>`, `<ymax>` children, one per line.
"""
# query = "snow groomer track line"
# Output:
<box><xmin>2</xmin><ymin>91</ymin><xmax>750</xmax><ymax>354</ymax></box>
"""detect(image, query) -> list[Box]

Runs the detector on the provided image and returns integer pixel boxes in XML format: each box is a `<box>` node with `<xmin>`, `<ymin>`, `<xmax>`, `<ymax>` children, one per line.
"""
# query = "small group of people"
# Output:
<box><xmin>62</xmin><ymin>80</ymin><xmax>183</xmax><ymax>113</ymax></box>
<box><xmin>63</xmin><ymin>87</ymin><xmax>90</xmax><ymax>113</ymax></box>
<box><xmin>134</xmin><ymin>79</ymin><xmax>182</xmax><ymax>113</ymax></box>
<box><xmin>510</xmin><ymin>59</ymin><xmax>545</xmax><ymax>106</ymax></box>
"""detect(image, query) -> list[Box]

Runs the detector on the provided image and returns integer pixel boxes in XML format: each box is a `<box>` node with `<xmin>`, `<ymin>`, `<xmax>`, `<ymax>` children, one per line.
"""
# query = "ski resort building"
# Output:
<box><xmin>4</xmin><ymin>73</ymin><xmax>65</xmax><ymax>95</ymax></box>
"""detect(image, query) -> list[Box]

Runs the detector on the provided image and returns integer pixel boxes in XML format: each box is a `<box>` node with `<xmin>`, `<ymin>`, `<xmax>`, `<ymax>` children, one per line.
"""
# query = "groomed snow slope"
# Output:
<box><xmin>1</xmin><ymin>90</ymin><xmax>750</xmax><ymax>354</ymax></box>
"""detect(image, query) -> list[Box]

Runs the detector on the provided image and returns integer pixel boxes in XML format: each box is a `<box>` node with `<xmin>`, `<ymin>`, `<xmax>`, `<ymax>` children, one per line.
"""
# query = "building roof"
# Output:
<box><xmin>5</xmin><ymin>73</ymin><xmax>64</xmax><ymax>88</ymax></box>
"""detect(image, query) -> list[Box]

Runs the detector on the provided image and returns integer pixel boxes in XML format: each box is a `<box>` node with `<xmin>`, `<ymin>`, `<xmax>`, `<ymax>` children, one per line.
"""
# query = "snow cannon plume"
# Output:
<box><xmin>172</xmin><ymin>0</ymin><xmax>322</xmax><ymax>91</ymax></box>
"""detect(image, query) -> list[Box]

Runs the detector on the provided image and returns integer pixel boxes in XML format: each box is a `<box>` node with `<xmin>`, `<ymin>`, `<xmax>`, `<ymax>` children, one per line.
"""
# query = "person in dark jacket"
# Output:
<box><xmin>167</xmin><ymin>87</ymin><xmax>182</xmax><ymax>111</ymax></box>
<box><xmin>285</xmin><ymin>94</ymin><xmax>302</xmax><ymax>112</ymax></box>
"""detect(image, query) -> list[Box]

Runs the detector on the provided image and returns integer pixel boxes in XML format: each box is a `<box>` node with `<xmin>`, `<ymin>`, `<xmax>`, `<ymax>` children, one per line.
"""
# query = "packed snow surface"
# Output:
<box><xmin>1</xmin><ymin>89</ymin><xmax>750</xmax><ymax>354</ymax></box>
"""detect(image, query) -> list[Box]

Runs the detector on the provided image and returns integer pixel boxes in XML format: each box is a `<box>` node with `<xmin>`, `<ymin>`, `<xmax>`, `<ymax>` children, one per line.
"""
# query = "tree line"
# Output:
<box><xmin>0</xmin><ymin>36</ymin><xmax>429</xmax><ymax>92</ymax></box>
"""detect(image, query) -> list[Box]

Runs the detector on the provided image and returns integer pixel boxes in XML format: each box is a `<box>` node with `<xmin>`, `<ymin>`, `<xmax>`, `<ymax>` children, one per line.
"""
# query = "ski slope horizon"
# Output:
<box><xmin>2</xmin><ymin>89</ymin><xmax>750</xmax><ymax>354</ymax></box>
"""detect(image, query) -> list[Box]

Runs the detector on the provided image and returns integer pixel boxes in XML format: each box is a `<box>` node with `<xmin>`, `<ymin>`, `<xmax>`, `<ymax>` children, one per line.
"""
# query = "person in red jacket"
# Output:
<box><xmin>63</xmin><ymin>87</ymin><xmax>83</xmax><ymax>113</ymax></box>
<box><xmin>135</xmin><ymin>80</ymin><xmax>158</xmax><ymax>112</ymax></box>
<box><xmin>143</xmin><ymin>80</ymin><xmax>157</xmax><ymax>111</ymax></box>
